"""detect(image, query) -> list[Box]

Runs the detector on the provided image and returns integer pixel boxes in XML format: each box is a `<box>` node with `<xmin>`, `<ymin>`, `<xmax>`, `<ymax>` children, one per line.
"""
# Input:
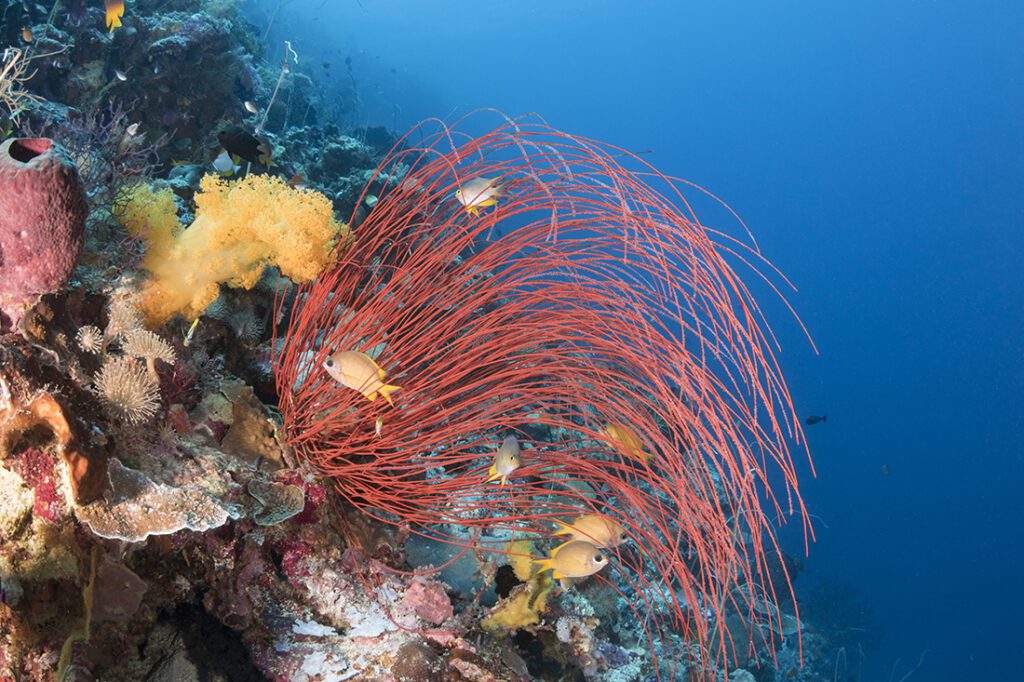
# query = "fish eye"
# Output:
<box><xmin>595</xmin><ymin>554</ymin><xmax>606</xmax><ymax>563</ymax></box>
<box><xmin>325</xmin><ymin>357</ymin><xmax>333</xmax><ymax>367</ymax></box>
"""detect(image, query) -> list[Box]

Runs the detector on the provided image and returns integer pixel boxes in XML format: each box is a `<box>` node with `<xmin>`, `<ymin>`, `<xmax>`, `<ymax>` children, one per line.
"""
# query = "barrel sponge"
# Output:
<box><xmin>118</xmin><ymin>174</ymin><xmax>344</xmax><ymax>325</ymax></box>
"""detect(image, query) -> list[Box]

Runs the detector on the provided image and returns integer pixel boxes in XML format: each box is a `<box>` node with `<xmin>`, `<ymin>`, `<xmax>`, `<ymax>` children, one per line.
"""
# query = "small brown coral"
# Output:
<box><xmin>94</xmin><ymin>356</ymin><xmax>160</xmax><ymax>424</ymax></box>
<box><xmin>121</xmin><ymin>328</ymin><xmax>176</xmax><ymax>379</ymax></box>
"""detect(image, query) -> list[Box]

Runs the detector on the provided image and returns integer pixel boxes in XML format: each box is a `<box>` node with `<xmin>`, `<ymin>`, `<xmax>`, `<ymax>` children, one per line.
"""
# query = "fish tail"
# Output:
<box><xmin>532</xmin><ymin>557</ymin><xmax>552</xmax><ymax>572</ymax></box>
<box><xmin>379</xmin><ymin>383</ymin><xmax>401</xmax><ymax>407</ymax></box>
<box><xmin>551</xmin><ymin>521</ymin><xmax>572</xmax><ymax>536</ymax></box>
<box><xmin>485</xmin><ymin>466</ymin><xmax>500</xmax><ymax>484</ymax></box>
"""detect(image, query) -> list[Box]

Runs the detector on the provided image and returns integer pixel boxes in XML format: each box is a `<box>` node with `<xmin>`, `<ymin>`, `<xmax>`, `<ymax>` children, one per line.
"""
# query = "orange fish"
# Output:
<box><xmin>22</xmin><ymin>26</ymin><xmax>32</xmax><ymax>42</ymax></box>
<box><xmin>105</xmin><ymin>0</ymin><xmax>125</xmax><ymax>33</ymax></box>
<box><xmin>323</xmin><ymin>350</ymin><xmax>401</xmax><ymax>406</ymax></box>
<box><xmin>600</xmin><ymin>422</ymin><xmax>651</xmax><ymax>463</ymax></box>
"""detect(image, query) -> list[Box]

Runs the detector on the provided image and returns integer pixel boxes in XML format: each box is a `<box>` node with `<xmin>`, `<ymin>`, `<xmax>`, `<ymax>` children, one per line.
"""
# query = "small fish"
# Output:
<box><xmin>551</xmin><ymin>514</ymin><xmax>628</xmax><ymax>549</ymax></box>
<box><xmin>217</xmin><ymin>125</ymin><xmax>274</xmax><ymax>168</ymax></box>
<box><xmin>804</xmin><ymin>415</ymin><xmax>827</xmax><ymax>426</ymax></box>
<box><xmin>125</xmin><ymin>122</ymin><xmax>140</xmax><ymax>136</ymax></box>
<box><xmin>600</xmin><ymin>422</ymin><xmax>651</xmax><ymax>463</ymax></box>
<box><xmin>114</xmin><ymin>69</ymin><xmax>127</xmax><ymax>81</ymax></box>
<box><xmin>183</xmin><ymin>318</ymin><xmax>200</xmax><ymax>347</ymax></box>
<box><xmin>375</xmin><ymin>416</ymin><xmax>383</xmax><ymax>438</ymax></box>
<box><xmin>212</xmin><ymin>148</ymin><xmax>240</xmax><ymax>177</ymax></box>
<box><xmin>244</xmin><ymin>100</ymin><xmax>260</xmax><ymax>114</ymax></box>
<box><xmin>486</xmin><ymin>435</ymin><xmax>521</xmax><ymax>486</ymax></box>
<box><xmin>364</xmin><ymin>194</ymin><xmax>378</xmax><ymax>208</ymax></box>
<box><xmin>21</xmin><ymin>26</ymin><xmax>32</xmax><ymax>43</ymax></box>
<box><xmin>322</xmin><ymin>61</ymin><xmax>331</xmax><ymax>69</ymax></box>
<box><xmin>881</xmin><ymin>463</ymin><xmax>891</xmax><ymax>476</ymax></box>
<box><xmin>105</xmin><ymin>0</ymin><xmax>124</xmax><ymax>33</ymax></box>
<box><xmin>287</xmin><ymin>172</ymin><xmax>308</xmax><ymax>190</ymax></box>
<box><xmin>454</xmin><ymin>177</ymin><xmax>505</xmax><ymax>217</ymax></box>
<box><xmin>323</xmin><ymin>350</ymin><xmax>401</xmax><ymax>406</ymax></box>
<box><xmin>533</xmin><ymin>540</ymin><xmax>608</xmax><ymax>580</ymax></box>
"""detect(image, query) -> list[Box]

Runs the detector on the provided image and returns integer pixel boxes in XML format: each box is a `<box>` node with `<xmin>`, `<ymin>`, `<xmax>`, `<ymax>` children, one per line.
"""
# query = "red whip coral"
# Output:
<box><xmin>273</xmin><ymin>114</ymin><xmax>814</xmax><ymax>676</ymax></box>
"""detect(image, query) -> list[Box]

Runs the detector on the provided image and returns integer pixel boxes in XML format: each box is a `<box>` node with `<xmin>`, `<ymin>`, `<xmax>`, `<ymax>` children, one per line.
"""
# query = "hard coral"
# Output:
<box><xmin>117</xmin><ymin>174</ymin><xmax>344</xmax><ymax>325</ymax></box>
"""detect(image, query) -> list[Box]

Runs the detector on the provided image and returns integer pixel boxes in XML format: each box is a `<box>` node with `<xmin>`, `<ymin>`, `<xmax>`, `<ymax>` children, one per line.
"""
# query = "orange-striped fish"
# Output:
<box><xmin>105</xmin><ymin>0</ymin><xmax>125</xmax><ymax>33</ymax></box>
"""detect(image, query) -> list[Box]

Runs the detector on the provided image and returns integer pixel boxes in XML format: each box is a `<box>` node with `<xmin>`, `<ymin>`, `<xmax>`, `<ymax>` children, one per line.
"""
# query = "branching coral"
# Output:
<box><xmin>274</xmin><ymin>114</ymin><xmax>814</xmax><ymax>677</ymax></box>
<box><xmin>117</xmin><ymin>173</ymin><xmax>344</xmax><ymax>326</ymax></box>
<box><xmin>0</xmin><ymin>48</ymin><xmax>41</xmax><ymax>125</ymax></box>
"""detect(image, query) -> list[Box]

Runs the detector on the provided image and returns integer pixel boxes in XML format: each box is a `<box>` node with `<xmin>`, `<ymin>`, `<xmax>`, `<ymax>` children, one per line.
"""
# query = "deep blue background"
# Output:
<box><xmin>252</xmin><ymin>1</ymin><xmax>1023</xmax><ymax>678</ymax></box>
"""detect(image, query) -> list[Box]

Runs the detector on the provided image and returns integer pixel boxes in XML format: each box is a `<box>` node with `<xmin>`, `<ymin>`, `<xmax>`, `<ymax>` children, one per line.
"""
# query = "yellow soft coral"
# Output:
<box><xmin>117</xmin><ymin>174</ymin><xmax>345</xmax><ymax>325</ymax></box>
<box><xmin>482</xmin><ymin>540</ymin><xmax>554</xmax><ymax>632</ymax></box>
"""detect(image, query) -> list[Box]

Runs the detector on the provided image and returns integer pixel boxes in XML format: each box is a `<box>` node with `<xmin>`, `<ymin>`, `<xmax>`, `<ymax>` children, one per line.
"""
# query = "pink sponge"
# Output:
<box><xmin>0</xmin><ymin>138</ymin><xmax>87</xmax><ymax>331</ymax></box>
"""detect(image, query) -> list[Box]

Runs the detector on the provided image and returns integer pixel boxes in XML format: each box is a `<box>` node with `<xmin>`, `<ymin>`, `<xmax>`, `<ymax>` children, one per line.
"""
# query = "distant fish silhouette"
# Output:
<box><xmin>804</xmin><ymin>415</ymin><xmax>827</xmax><ymax>426</ymax></box>
<box><xmin>881</xmin><ymin>464</ymin><xmax>891</xmax><ymax>476</ymax></box>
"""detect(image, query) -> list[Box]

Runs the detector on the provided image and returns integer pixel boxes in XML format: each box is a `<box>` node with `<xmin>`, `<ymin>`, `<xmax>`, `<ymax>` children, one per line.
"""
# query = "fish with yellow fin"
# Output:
<box><xmin>485</xmin><ymin>435</ymin><xmax>521</xmax><ymax>486</ymax></box>
<box><xmin>323</xmin><ymin>350</ymin><xmax>401</xmax><ymax>406</ymax></box>
<box><xmin>533</xmin><ymin>540</ymin><xmax>608</xmax><ymax>580</ymax></box>
<box><xmin>600</xmin><ymin>422</ymin><xmax>651</xmax><ymax>463</ymax></box>
<box><xmin>551</xmin><ymin>514</ymin><xmax>628</xmax><ymax>549</ymax></box>
<box><xmin>455</xmin><ymin>177</ymin><xmax>505</xmax><ymax>217</ymax></box>
<box><xmin>105</xmin><ymin>0</ymin><xmax>125</xmax><ymax>33</ymax></box>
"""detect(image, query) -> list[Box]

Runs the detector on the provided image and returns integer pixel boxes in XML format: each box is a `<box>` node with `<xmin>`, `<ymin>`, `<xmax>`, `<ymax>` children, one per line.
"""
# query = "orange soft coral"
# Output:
<box><xmin>117</xmin><ymin>174</ymin><xmax>344</xmax><ymax>325</ymax></box>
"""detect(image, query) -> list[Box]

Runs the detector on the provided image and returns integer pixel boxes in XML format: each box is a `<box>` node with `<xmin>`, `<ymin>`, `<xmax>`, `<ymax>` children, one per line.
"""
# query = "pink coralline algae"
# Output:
<box><xmin>0</xmin><ymin>138</ymin><xmax>88</xmax><ymax>331</ymax></box>
<box><xmin>8</xmin><ymin>448</ymin><xmax>65</xmax><ymax>524</ymax></box>
<box><xmin>399</xmin><ymin>578</ymin><xmax>454</xmax><ymax>626</ymax></box>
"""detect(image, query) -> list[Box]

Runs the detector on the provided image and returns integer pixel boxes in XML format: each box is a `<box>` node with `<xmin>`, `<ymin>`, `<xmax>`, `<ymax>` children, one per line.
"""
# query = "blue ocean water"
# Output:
<box><xmin>253</xmin><ymin>1</ymin><xmax>1023</xmax><ymax>678</ymax></box>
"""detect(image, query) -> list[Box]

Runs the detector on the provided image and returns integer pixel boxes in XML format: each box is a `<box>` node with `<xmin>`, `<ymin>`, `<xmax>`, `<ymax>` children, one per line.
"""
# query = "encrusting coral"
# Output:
<box><xmin>117</xmin><ymin>173</ymin><xmax>345</xmax><ymax>326</ymax></box>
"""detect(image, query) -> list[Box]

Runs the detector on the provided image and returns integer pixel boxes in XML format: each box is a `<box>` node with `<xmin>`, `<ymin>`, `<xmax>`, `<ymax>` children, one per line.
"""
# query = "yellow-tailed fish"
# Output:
<box><xmin>323</xmin><ymin>350</ymin><xmax>401</xmax><ymax>406</ymax></box>
<box><xmin>183</xmin><ymin>318</ymin><xmax>200</xmax><ymax>347</ymax></box>
<box><xmin>212</xmin><ymin>148</ymin><xmax>240</xmax><ymax>177</ymax></box>
<box><xmin>533</xmin><ymin>540</ymin><xmax>608</xmax><ymax>580</ymax></box>
<box><xmin>600</xmin><ymin>422</ymin><xmax>651</xmax><ymax>463</ymax></box>
<box><xmin>485</xmin><ymin>435</ymin><xmax>520</xmax><ymax>486</ymax></box>
<box><xmin>455</xmin><ymin>177</ymin><xmax>505</xmax><ymax>217</ymax></box>
<box><xmin>551</xmin><ymin>514</ymin><xmax>628</xmax><ymax>549</ymax></box>
<box><xmin>105</xmin><ymin>0</ymin><xmax>125</xmax><ymax>33</ymax></box>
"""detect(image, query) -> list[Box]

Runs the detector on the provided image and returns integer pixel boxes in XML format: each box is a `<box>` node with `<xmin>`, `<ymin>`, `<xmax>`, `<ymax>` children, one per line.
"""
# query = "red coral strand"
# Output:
<box><xmin>273</xmin><ymin>113</ymin><xmax>814</xmax><ymax>676</ymax></box>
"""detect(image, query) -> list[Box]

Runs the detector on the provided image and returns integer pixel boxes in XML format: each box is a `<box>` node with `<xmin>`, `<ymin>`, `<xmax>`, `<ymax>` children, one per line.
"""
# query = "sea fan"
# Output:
<box><xmin>273</xmin><ymin>114</ymin><xmax>814</xmax><ymax>677</ymax></box>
